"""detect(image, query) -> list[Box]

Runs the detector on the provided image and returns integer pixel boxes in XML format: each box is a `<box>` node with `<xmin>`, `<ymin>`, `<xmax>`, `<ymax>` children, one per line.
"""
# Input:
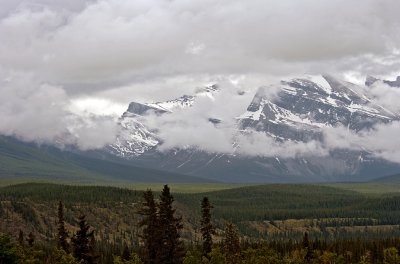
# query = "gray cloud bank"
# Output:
<box><xmin>0</xmin><ymin>71</ymin><xmax>118</xmax><ymax>150</ymax></box>
<box><xmin>0</xmin><ymin>0</ymin><xmax>399</xmax><ymax>153</ymax></box>
<box><xmin>1</xmin><ymin>0</ymin><xmax>400</xmax><ymax>85</ymax></box>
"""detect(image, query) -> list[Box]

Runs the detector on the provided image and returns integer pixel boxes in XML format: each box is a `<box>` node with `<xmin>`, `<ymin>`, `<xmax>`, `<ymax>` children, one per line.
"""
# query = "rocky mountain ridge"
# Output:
<box><xmin>105</xmin><ymin>75</ymin><xmax>400</xmax><ymax>182</ymax></box>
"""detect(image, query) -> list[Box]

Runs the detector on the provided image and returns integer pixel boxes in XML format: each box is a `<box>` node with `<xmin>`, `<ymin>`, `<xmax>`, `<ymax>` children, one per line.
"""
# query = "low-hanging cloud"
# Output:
<box><xmin>323</xmin><ymin>122</ymin><xmax>400</xmax><ymax>163</ymax></box>
<box><xmin>0</xmin><ymin>71</ymin><xmax>118</xmax><ymax>150</ymax></box>
<box><xmin>142</xmin><ymin>80</ymin><xmax>400</xmax><ymax>163</ymax></box>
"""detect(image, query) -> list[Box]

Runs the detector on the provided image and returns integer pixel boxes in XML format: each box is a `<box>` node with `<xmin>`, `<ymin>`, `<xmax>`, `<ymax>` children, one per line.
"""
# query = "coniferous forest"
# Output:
<box><xmin>2</xmin><ymin>183</ymin><xmax>400</xmax><ymax>263</ymax></box>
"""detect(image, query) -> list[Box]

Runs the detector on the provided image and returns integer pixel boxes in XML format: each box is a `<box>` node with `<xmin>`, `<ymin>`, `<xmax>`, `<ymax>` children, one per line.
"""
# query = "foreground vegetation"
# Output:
<box><xmin>2</xmin><ymin>182</ymin><xmax>400</xmax><ymax>263</ymax></box>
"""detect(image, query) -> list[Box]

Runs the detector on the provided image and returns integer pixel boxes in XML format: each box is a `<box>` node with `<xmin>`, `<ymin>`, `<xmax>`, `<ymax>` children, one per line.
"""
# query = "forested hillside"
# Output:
<box><xmin>2</xmin><ymin>183</ymin><xmax>400</xmax><ymax>263</ymax></box>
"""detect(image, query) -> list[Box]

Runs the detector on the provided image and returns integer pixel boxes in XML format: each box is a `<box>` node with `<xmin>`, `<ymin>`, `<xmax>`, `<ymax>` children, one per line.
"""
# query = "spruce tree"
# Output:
<box><xmin>57</xmin><ymin>201</ymin><xmax>69</xmax><ymax>253</ymax></box>
<box><xmin>223</xmin><ymin>223</ymin><xmax>240</xmax><ymax>264</ymax></box>
<box><xmin>157</xmin><ymin>185</ymin><xmax>184</xmax><ymax>264</ymax></box>
<box><xmin>303</xmin><ymin>232</ymin><xmax>312</xmax><ymax>263</ymax></box>
<box><xmin>138</xmin><ymin>189</ymin><xmax>159</xmax><ymax>264</ymax></box>
<box><xmin>71</xmin><ymin>215</ymin><xmax>95</xmax><ymax>263</ymax></box>
<box><xmin>200</xmin><ymin>197</ymin><xmax>214</xmax><ymax>258</ymax></box>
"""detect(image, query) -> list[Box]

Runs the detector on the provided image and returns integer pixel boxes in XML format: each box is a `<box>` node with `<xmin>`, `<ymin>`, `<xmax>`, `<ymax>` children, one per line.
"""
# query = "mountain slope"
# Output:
<box><xmin>369</xmin><ymin>173</ymin><xmax>400</xmax><ymax>184</ymax></box>
<box><xmin>0</xmin><ymin>136</ymin><xmax>210</xmax><ymax>183</ymax></box>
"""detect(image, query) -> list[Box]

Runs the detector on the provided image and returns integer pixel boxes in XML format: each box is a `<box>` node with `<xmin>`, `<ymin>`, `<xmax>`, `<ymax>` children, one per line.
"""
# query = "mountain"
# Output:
<box><xmin>366</xmin><ymin>76</ymin><xmax>400</xmax><ymax>87</ymax></box>
<box><xmin>369</xmin><ymin>173</ymin><xmax>400</xmax><ymax>184</ymax></box>
<box><xmin>0</xmin><ymin>136</ymin><xmax>209</xmax><ymax>183</ymax></box>
<box><xmin>107</xmin><ymin>84</ymin><xmax>219</xmax><ymax>158</ymax></box>
<box><xmin>104</xmin><ymin>75</ymin><xmax>400</xmax><ymax>183</ymax></box>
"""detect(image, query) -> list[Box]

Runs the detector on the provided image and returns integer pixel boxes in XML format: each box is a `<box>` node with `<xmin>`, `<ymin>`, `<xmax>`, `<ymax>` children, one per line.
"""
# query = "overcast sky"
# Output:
<box><xmin>0</xmin><ymin>0</ymin><xmax>399</xmax><ymax>155</ymax></box>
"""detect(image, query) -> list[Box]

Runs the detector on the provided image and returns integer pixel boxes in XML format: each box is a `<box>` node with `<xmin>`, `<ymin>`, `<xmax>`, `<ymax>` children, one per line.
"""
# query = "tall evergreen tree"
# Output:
<box><xmin>157</xmin><ymin>185</ymin><xmax>184</xmax><ymax>264</ymax></box>
<box><xmin>302</xmin><ymin>232</ymin><xmax>312</xmax><ymax>263</ymax></box>
<box><xmin>138</xmin><ymin>189</ymin><xmax>159</xmax><ymax>264</ymax></box>
<box><xmin>71</xmin><ymin>215</ymin><xmax>95</xmax><ymax>264</ymax></box>
<box><xmin>223</xmin><ymin>222</ymin><xmax>240</xmax><ymax>264</ymax></box>
<box><xmin>57</xmin><ymin>201</ymin><xmax>69</xmax><ymax>253</ymax></box>
<box><xmin>200</xmin><ymin>197</ymin><xmax>214</xmax><ymax>258</ymax></box>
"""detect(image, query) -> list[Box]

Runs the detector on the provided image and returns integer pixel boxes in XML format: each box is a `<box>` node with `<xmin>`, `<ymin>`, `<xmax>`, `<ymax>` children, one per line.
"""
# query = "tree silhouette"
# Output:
<box><xmin>138</xmin><ymin>189</ymin><xmax>160</xmax><ymax>264</ymax></box>
<box><xmin>157</xmin><ymin>185</ymin><xmax>184</xmax><ymax>264</ymax></box>
<box><xmin>200</xmin><ymin>197</ymin><xmax>214</xmax><ymax>258</ymax></box>
<box><xmin>303</xmin><ymin>232</ymin><xmax>312</xmax><ymax>263</ymax></box>
<box><xmin>223</xmin><ymin>222</ymin><xmax>240</xmax><ymax>264</ymax></box>
<box><xmin>57</xmin><ymin>201</ymin><xmax>69</xmax><ymax>253</ymax></box>
<box><xmin>71</xmin><ymin>215</ymin><xmax>96</xmax><ymax>263</ymax></box>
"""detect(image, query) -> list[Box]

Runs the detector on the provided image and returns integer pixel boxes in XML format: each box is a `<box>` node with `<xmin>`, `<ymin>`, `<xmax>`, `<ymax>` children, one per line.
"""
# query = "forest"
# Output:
<box><xmin>1</xmin><ymin>183</ymin><xmax>400</xmax><ymax>263</ymax></box>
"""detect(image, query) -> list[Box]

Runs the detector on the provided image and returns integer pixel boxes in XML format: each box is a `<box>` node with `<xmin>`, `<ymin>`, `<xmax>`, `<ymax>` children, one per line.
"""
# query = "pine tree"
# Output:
<box><xmin>200</xmin><ymin>197</ymin><xmax>214</xmax><ymax>258</ymax></box>
<box><xmin>71</xmin><ymin>215</ymin><xmax>95</xmax><ymax>263</ymax></box>
<box><xmin>137</xmin><ymin>189</ymin><xmax>159</xmax><ymax>264</ymax></box>
<box><xmin>223</xmin><ymin>222</ymin><xmax>240</xmax><ymax>264</ymax></box>
<box><xmin>157</xmin><ymin>185</ymin><xmax>185</xmax><ymax>264</ymax></box>
<box><xmin>303</xmin><ymin>232</ymin><xmax>312</xmax><ymax>263</ymax></box>
<box><xmin>57</xmin><ymin>201</ymin><xmax>69</xmax><ymax>253</ymax></box>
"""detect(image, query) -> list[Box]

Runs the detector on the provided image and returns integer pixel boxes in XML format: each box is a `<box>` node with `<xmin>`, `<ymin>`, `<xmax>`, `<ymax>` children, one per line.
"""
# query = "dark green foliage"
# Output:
<box><xmin>0</xmin><ymin>234</ymin><xmax>18</xmax><ymax>264</ymax></box>
<box><xmin>4</xmin><ymin>182</ymin><xmax>400</xmax><ymax>263</ymax></box>
<box><xmin>200</xmin><ymin>197</ymin><xmax>214</xmax><ymax>258</ymax></box>
<box><xmin>157</xmin><ymin>185</ymin><xmax>185</xmax><ymax>264</ymax></box>
<box><xmin>58</xmin><ymin>200</ymin><xmax>69</xmax><ymax>252</ymax></box>
<box><xmin>72</xmin><ymin>215</ymin><xmax>96</xmax><ymax>264</ymax></box>
<box><xmin>175</xmin><ymin>184</ymin><xmax>400</xmax><ymax>229</ymax></box>
<box><xmin>223</xmin><ymin>222</ymin><xmax>240</xmax><ymax>263</ymax></box>
<box><xmin>137</xmin><ymin>189</ymin><xmax>159</xmax><ymax>264</ymax></box>
<box><xmin>0</xmin><ymin>183</ymin><xmax>141</xmax><ymax>205</ymax></box>
<box><xmin>10</xmin><ymin>201</ymin><xmax>39</xmax><ymax>226</ymax></box>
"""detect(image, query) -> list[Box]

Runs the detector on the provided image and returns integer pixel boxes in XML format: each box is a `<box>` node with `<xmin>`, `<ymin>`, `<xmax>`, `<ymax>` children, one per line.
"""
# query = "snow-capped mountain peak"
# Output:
<box><xmin>106</xmin><ymin>75</ymin><xmax>400</xmax><ymax>182</ymax></box>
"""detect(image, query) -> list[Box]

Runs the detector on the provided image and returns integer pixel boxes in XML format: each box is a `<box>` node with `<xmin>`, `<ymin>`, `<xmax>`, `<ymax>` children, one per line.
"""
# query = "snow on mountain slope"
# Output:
<box><xmin>105</xmin><ymin>75</ymin><xmax>400</xmax><ymax>182</ymax></box>
<box><xmin>109</xmin><ymin>84</ymin><xmax>220</xmax><ymax>157</ymax></box>
<box><xmin>146</xmin><ymin>84</ymin><xmax>219</xmax><ymax>112</ymax></box>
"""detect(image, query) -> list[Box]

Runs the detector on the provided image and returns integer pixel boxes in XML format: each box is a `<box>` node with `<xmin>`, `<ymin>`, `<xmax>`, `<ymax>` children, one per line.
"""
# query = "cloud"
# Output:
<box><xmin>142</xmin><ymin>81</ymin><xmax>327</xmax><ymax>158</ymax></box>
<box><xmin>0</xmin><ymin>0</ymin><xmax>399</xmax><ymax>156</ymax></box>
<box><xmin>365</xmin><ymin>81</ymin><xmax>400</xmax><ymax>114</ymax></box>
<box><xmin>235</xmin><ymin>132</ymin><xmax>327</xmax><ymax>158</ymax></box>
<box><xmin>0</xmin><ymin>71</ymin><xmax>118</xmax><ymax>150</ymax></box>
<box><xmin>1</xmin><ymin>0</ymin><xmax>399</xmax><ymax>87</ymax></box>
<box><xmin>323</xmin><ymin>122</ymin><xmax>400</xmax><ymax>163</ymax></box>
<box><xmin>140</xmin><ymin>79</ymin><xmax>400</xmax><ymax>164</ymax></box>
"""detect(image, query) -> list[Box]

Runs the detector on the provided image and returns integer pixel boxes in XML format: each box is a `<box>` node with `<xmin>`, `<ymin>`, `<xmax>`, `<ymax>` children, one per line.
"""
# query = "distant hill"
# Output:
<box><xmin>369</xmin><ymin>173</ymin><xmax>400</xmax><ymax>184</ymax></box>
<box><xmin>0</xmin><ymin>136</ymin><xmax>210</xmax><ymax>183</ymax></box>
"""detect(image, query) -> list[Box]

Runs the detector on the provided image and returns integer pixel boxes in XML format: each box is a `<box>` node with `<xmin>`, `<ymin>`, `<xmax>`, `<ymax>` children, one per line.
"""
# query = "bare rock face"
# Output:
<box><xmin>104</xmin><ymin>76</ymin><xmax>400</xmax><ymax>183</ymax></box>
